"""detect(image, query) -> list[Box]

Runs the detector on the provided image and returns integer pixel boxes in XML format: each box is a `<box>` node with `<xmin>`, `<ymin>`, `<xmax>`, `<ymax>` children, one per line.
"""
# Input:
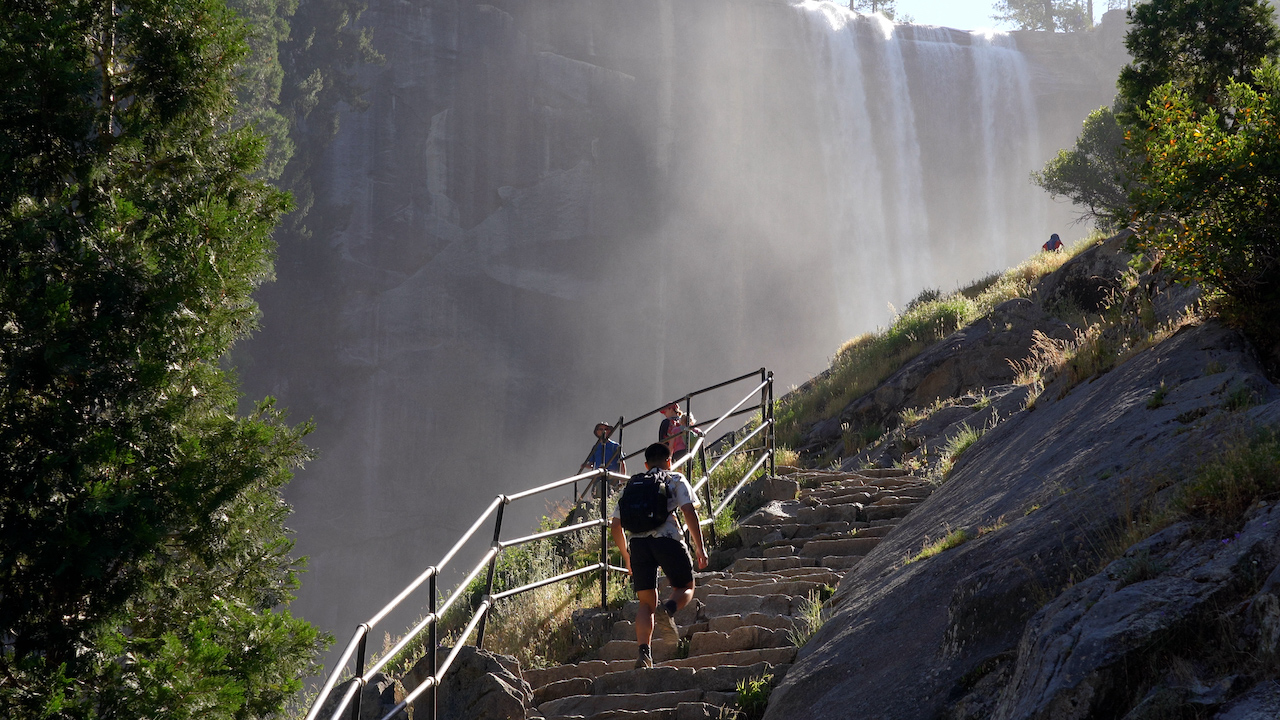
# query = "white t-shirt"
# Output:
<box><xmin>612</xmin><ymin>469</ymin><xmax>696</xmax><ymax>543</ymax></box>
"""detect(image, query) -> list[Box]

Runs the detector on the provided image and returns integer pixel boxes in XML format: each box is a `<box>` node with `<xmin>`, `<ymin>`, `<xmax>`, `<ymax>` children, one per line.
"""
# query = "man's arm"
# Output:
<box><xmin>610</xmin><ymin>517</ymin><xmax>631</xmax><ymax>575</ymax></box>
<box><xmin>679</xmin><ymin>503</ymin><xmax>709</xmax><ymax>570</ymax></box>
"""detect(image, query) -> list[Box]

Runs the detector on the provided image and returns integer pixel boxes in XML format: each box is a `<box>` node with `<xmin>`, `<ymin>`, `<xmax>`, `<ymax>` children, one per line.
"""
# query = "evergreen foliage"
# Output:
<box><xmin>276</xmin><ymin>0</ymin><xmax>382</xmax><ymax>231</ymax></box>
<box><xmin>1032</xmin><ymin>104</ymin><xmax>1131</xmax><ymax>230</ymax></box>
<box><xmin>991</xmin><ymin>0</ymin><xmax>1093</xmax><ymax>32</ymax></box>
<box><xmin>0</xmin><ymin>1</ymin><xmax>324</xmax><ymax>717</ymax></box>
<box><xmin>1117</xmin><ymin>0</ymin><xmax>1280</xmax><ymax>118</ymax></box>
<box><xmin>1130</xmin><ymin>62</ymin><xmax>1280</xmax><ymax>354</ymax></box>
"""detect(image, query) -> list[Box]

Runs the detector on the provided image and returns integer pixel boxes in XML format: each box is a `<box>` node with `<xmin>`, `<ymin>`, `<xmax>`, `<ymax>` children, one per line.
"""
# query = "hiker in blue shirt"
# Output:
<box><xmin>610</xmin><ymin>443</ymin><xmax>708</xmax><ymax>669</ymax></box>
<box><xmin>1043</xmin><ymin>233</ymin><xmax>1064</xmax><ymax>252</ymax></box>
<box><xmin>580</xmin><ymin>422</ymin><xmax>626</xmax><ymax>475</ymax></box>
<box><xmin>580</xmin><ymin>422</ymin><xmax>626</xmax><ymax>498</ymax></box>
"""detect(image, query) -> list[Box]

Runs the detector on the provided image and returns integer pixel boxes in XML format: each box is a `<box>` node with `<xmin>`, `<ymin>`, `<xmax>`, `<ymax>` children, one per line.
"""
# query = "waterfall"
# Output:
<box><xmin>797</xmin><ymin>2</ymin><xmax>1044</xmax><ymax>334</ymax></box>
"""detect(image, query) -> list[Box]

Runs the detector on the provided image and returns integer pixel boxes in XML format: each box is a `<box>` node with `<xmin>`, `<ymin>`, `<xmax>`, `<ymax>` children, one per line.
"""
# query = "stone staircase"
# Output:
<box><xmin>519</xmin><ymin>467</ymin><xmax>934</xmax><ymax>720</ymax></box>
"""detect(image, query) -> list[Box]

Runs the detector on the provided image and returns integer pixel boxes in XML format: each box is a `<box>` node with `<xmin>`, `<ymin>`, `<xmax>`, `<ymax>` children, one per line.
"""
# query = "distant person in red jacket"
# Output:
<box><xmin>658</xmin><ymin>402</ymin><xmax>702</xmax><ymax>463</ymax></box>
<box><xmin>1043</xmin><ymin>233</ymin><xmax>1063</xmax><ymax>252</ymax></box>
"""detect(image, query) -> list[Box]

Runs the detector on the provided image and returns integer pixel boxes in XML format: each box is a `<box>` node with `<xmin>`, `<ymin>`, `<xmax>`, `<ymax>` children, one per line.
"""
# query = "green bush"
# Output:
<box><xmin>1131</xmin><ymin>63</ymin><xmax>1280</xmax><ymax>356</ymax></box>
<box><xmin>1032</xmin><ymin>104</ymin><xmax>1131</xmax><ymax>232</ymax></box>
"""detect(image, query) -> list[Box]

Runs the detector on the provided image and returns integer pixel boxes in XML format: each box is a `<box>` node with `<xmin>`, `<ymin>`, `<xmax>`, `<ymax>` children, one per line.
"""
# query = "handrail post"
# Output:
<box><xmin>476</xmin><ymin>498</ymin><xmax>507</xmax><ymax>649</ymax></box>
<box><xmin>351</xmin><ymin>631</ymin><xmax>367</xmax><ymax>720</ymax></box>
<box><xmin>427</xmin><ymin>572</ymin><xmax>437</xmax><ymax>720</ymax></box>
<box><xmin>759</xmin><ymin>368</ymin><xmax>770</xmax><ymax>477</ymax></box>
<box><xmin>767</xmin><ymin>371</ymin><xmax>775</xmax><ymax>477</ymax></box>
<box><xmin>700</xmin><ymin>445</ymin><xmax>716</xmax><ymax>545</ymax></box>
<box><xmin>599</xmin><ymin>469</ymin><xmax>609</xmax><ymax>609</ymax></box>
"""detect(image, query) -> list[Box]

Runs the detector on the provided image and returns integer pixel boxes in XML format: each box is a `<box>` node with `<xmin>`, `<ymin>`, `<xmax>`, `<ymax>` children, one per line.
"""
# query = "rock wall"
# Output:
<box><xmin>241</xmin><ymin>0</ymin><xmax>1131</xmax><ymax>641</ymax></box>
<box><xmin>765</xmin><ymin>244</ymin><xmax>1280</xmax><ymax>718</ymax></box>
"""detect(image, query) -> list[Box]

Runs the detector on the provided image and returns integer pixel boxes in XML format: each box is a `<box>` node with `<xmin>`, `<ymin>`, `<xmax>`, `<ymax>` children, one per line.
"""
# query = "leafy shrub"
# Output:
<box><xmin>1032</xmin><ymin>104</ymin><xmax>1131</xmax><ymax>231</ymax></box>
<box><xmin>736</xmin><ymin>673</ymin><xmax>775</xmax><ymax>719</ymax></box>
<box><xmin>1131</xmin><ymin>62</ymin><xmax>1280</xmax><ymax>356</ymax></box>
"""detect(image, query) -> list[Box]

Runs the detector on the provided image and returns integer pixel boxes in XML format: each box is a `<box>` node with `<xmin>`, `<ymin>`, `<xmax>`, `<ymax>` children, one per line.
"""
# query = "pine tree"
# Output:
<box><xmin>991</xmin><ymin>0</ymin><xmax>1092</xmax><ymax>32</ymax></box>
<box><xmin>0</xmin><ymin>2</ymin><xmax>324</xmax><ymax>717</ymax></box>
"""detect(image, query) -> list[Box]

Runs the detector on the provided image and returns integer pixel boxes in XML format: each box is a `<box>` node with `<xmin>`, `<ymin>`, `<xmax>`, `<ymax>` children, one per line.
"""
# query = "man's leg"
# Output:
<box><xmin>634</xmin><ymin>588</ymin><xmax>658</xmax><ymax>646</ymax></box>
<box><xmin>667</xmin><ymin>578</ymin><xmax>695</xmax><ymax>613</ymax></box>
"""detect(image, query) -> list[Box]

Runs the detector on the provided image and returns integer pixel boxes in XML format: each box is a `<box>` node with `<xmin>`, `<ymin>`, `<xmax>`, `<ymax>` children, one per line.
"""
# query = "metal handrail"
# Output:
<box><xmin>690</xmin><ymin>418</ymin><xmax>772</xmax><ymax>497</ymax></box>
<box><xmin>498</xmin><ymin>518</ymin><xmax>607</xmax><ymax>549</ymax></box>
<box><xmin>706</xmin><ymin>451</ymin><xmax>772</xmax><ymax>523</ymax></box>
<box><xmin>303</xmin><ymin>370</ymin><xmax>775</xmax><ymax>720</ymax></box>
<box><xmin>671</xmin><ymin>377</ymin><xmax>769</xmax><ymax>474</ymax></box>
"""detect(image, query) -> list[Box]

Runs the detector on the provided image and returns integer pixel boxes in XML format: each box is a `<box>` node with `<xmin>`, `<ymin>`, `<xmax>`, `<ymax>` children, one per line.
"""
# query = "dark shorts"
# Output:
<box><xmin>629</xmin><ymin>535</ymin><xmax>693</xmax><ymax>592</ymax></box>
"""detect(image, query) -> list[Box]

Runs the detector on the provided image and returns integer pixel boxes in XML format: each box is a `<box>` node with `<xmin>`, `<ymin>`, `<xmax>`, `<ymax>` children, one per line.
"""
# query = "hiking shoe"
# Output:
<box><xmin>635</xmin><ymin>644</ymin><xmax>653</xmax><ymax>669</ymax></box>
<box><xmin>653</xmin><ymin>601</ymin><xmax>679</xmax><ymax>641</ymax></box>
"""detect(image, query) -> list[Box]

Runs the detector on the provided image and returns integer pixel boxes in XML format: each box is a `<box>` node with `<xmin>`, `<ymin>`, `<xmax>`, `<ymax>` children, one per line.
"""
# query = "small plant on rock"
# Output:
<box><xmin>937</xmin><ymin>424</ymin><xmax>986</xmax><ymax>480</ymax></box>
<box><xmin>787</xmin><ymin>590</ymin><xmax>830</xmax><ymax>647</ymax></box>
<box><xmin>1147</xmin><ymin>381</ymin><xmax>1169</xmax><ymax>409</ymax></box>
<box><xmin>736</xmin><ymin>673</ymin><xmax>775</xmax><ymax>720</ymax></box>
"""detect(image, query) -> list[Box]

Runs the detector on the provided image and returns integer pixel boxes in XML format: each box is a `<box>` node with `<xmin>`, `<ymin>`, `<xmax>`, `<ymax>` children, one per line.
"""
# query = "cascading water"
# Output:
<box><xmin>246</xmin><ymin>0</ymin><xmax>1124</xmax><ymax>652</ymax></box>
<box><xmin>797</xmin><ymin>1</ymin><xmax>1044</xmax><ymax>334</ymax></box>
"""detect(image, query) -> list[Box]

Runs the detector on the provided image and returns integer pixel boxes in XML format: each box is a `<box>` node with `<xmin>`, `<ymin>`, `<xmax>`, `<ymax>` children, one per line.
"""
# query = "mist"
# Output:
<box><xmin>239</xmin><ymin>0</ymin><xmax>1127</xmax><ymax>654</ymax></box>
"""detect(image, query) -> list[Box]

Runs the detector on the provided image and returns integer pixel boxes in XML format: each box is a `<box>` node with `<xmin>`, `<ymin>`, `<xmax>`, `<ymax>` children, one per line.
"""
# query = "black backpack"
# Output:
<box><xmin>618</xmin><ymin>469</ymin><xmax>673</xmax><ymax>533</ymax></box>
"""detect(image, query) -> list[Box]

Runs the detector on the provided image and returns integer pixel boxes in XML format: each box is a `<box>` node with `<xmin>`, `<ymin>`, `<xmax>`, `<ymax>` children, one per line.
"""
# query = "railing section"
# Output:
<box><xmin>304</xmin><ymin>370</ymin><xmax>776</xmax><ymax>720</ymax></box>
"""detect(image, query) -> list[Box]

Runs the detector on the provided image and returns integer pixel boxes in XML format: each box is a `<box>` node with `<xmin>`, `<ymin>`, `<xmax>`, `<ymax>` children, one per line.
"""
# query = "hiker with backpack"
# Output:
<box><xmin>610</xmin><ymin>443</ymin><xmax>709</xmax><ymax>669</ymax></box>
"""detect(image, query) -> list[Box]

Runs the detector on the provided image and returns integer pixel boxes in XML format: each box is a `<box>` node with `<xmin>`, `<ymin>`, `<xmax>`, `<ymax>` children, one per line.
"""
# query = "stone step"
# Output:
<box><xmin>865</xmin><ymin>503</ymin><xmax>918</xmax><ymax>521</ymax></box>
<box><xmin>726</xmin><ymin>556</ymin><xmax>816</xmax><ymax>573</ymax></box>
<box><xmin>697</xmin><ymin>578</ymin><xmax>828</xmax><ymax>599</ymax></box>
<box><xmin>700</xmin><ymin>592</ymin><xmax>796</xmax><ymax>618</ymax></box>
<box><xmin>610</xmin><ymin>620</ymin><xmax>707</xmax><ymax>642</ymax></box>
<box><xmin>658</xmin><ymin>645</ymin><xmax>798</xmax><ymax>670</ymax></box>
<box><xmin>524</xmin><ymin>660</ymin><xmax>639</xmax><ymax>691</ymax></box>
<box><xmin>538</xmin><ymin>689</ymin><xmax>736</xmax><ymax>720</ymax></box>
<box><xmin>599</xmin><ymin>637</ymin><xmax>679</xmax><ymax>663</ymax></box>
<box><xmin>820</xmin><ymin>555</ymin><xmax>864</xmax><ymax>570</ymax></box>
<box><xmin>869</xmin><ymin>493</ymin><xmax>926</xmax><ymax>506</ymax></box>
<box><xmin>589</xmin><ymin>660</ymin><xmax>779</xmax><ymax>696</ymax></box>
<box><xmin>799</xmin><ymin>537</ymin><xmax>881</xmax><ymax>558</ymax></box>
<box><xmin>804</xmin><ymin>489</ymin><xmax>874</xmax><ymax>505</ymax></box>
<box><xmin>706</xmin><ymin>612</ymin><xmax>799</xmax><ymax>634</ymax></box>
<box><xmin>852</xmin><ymin>524</ymin><xmax>894</xmax><ymax>538</ymax></box>
<box><xmin>688</xmin><ymin>625</ymin><xmax>791</xmax><ymax>656</ymax></box>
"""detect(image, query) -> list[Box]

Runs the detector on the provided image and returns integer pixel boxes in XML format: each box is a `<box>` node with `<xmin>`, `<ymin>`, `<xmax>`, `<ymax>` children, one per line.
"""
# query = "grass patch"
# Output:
<box><xmin>786</xmin><ymin>588</ymin><xmax>832</xmax><ymax>647</ymax></box>
<box><xmin>776</xmin><ymin>243</ymin><xmax>1090</xmax><ymax>447</ymax></box>
<box><xmin>1175</xmin><ymin>426</ymin><xmax>1280</xmax><ymax>524</ymax></box>
<box><xmin>1013</xmin><ymin>307</ymin><xmax>1199</xmax><ymax>404</ymax></box>
<box><xmin>936</xmin><ymin>423</ymin><xmax>986</xmax><ymax>480</ymax></box>
<box><xmin>906</xmin><ymin>519</ymin><xmax>1006</xmax><ymax>565</ymax></box>
<box><xmin>906</xmin><ymin>526</ymin><xmax>972</xmax><ymax>564</ymax></box>
<box><xmin>735</xmin><ymin>673</ymin><xmax>774</xmax><ymax>720</ymax></box>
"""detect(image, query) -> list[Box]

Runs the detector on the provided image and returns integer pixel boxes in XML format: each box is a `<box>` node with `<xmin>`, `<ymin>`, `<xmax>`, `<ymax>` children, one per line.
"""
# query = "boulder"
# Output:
<box><xmin>318</xmin><ymin>673</ymin><xmax>404</xmax><ymax>720</ymax></box>
<box><xmin>404</xmin><ymin>646</ymin><xmax>533</xmax><ymax>720</ymax></box>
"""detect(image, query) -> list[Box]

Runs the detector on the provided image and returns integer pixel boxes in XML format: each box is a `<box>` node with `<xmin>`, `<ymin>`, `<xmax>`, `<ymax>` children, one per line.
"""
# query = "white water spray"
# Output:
<box><xmin>797</xmin><ymin>1</ymin><xmax>1044</xmax><ymax>334</ymax></box>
